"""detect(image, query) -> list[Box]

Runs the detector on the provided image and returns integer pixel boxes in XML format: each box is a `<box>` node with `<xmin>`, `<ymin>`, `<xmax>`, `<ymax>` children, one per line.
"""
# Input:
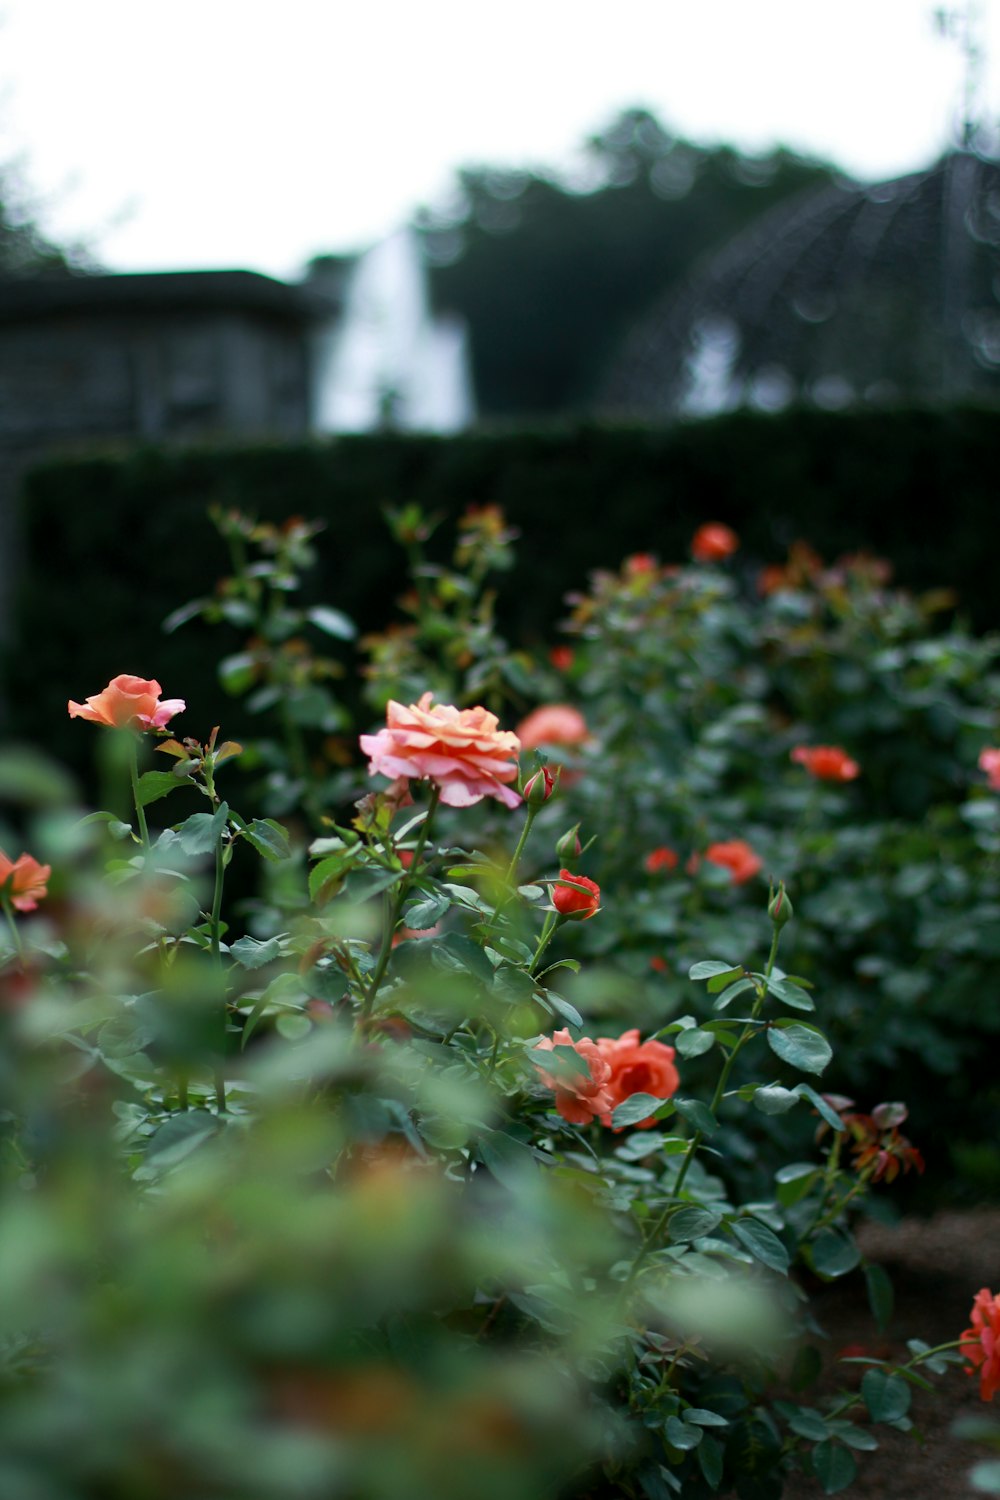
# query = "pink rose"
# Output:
<box><xmin>515</xmin><ymin>704</ymin><xmax>589</xmax><ymax>752</ymax></box>
<box><xmin>359</xmin><ymin>693</ymin><xmax>521</xmax><ymax>809</ymax></box>
<box><xmin>979</xmin><ymin>748</ymin><xmax>1000</xmax><ymax>791</ymax></box>
<box><xmin>68</xmin><ymin>674</ymin><xmax>185</xmax><ymax>731</ymax></box>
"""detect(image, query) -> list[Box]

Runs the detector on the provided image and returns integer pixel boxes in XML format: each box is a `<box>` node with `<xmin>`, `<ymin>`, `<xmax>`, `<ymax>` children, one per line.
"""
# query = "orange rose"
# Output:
<box><xmin>644</xmin><ymin>846</ymin><xmax>679</xmax><ymax>875</ymax></box>
<box><xmin>0</xmin><ymin>850</ymin><xmax>51</xmax><ymax>912</ymax></box>
<box><xmin>961</xmin><ymin>1289</ymin><xmax>1000</xmax><ymax>1402</ymax></box>
<box><xmin>691</xmin><ymin>523</ymin><xmax>739</xmax><ymax>562</ymax></box>
<box><xmin>596</xmin><ymin>1028</ymin><xmax>679</xmax><ymax>1128</ymax></box>
<box><xmin>359</xmin><ymin>693</ymin><xmax>521</xmax><ymax>809</ymax></box>
<box><xmin>533</xmin><ymin>1028</ymin><xmax>614</xmax><ymax>1126</ymax></box>
<box><xmin>791</xmin><ymin>745</ymin><xmax>860</xmax><ymax>782</ymax></box>
<box><xmin>704</xmin><ymin>840</ymin><xmax>762</xmax><ymax>885</ymax></box>
<box><xmin>68</xmin><ymin>674</ymin><xmax>185</xmax><ymax>731</ymax></box>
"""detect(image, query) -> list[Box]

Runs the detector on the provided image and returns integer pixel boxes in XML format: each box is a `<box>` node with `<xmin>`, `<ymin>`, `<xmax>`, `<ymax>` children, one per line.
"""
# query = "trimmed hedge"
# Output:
<box><xmin>6</xmin><ymin>405</ymin><xmax>999</xmax><ymax>771</ymax></box>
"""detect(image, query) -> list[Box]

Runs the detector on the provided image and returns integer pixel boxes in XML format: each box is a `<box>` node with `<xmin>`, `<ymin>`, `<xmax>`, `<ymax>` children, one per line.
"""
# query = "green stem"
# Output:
<box><xmin>127</xmin><ymin>736</ymin><xmax>150</xmax><ymax>854</ymax></box>
<box><xmin>529</xmin><ymin>911</ymin><xmax>562</xmax><ymax>976</ymax></box>
<box><xmin>360</xmin><ymin>786</ymin><xmax>440</xmax><ymax>1021</ymax></box>
<box><xmin>210</xmin><ymin>831</ymin><xmax>228</xmax><ymax>1114</ymax></box>
<box><xmin>1</xmin><ymin>891</ymin><xmax>23</xmax><ymax>964</ymax></box>
<box><xmin>483</xmin><ymin>804</ymin><xmax>538</xmax><ymax>937</ymax></box>
<box><xmin>630</xmin><ymin>920</ymin><xmax>786</xmax><ymax>1281</ymax></box>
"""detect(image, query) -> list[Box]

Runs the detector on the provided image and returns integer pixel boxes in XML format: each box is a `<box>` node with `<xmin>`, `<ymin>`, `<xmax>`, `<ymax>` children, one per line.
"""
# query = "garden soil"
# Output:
<box><xmin>783</xmin><ymin>1208</ymin><xmax>1000</xmax><ymax>1499</ymax></box>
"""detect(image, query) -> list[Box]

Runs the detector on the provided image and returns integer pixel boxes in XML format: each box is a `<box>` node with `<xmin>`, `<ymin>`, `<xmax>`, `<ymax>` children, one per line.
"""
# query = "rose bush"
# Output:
<box><xmin>0</xmin><ymin>502</ymin><xmax>992</xmax><ymax>1500</ymax></box>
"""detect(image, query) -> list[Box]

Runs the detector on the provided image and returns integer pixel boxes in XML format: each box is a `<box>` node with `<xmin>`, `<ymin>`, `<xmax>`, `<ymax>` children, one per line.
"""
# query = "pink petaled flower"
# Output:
<box><xmin>515</xmin><ymin>704</ymin><xmax>590</xmax><ymax>752</ymax></box>
<box><xmin>691</xmin><ymin>523</ymin><xmax>739</xmax><ymax>562</ymax></box>
<box><xmin>644</xmin><ymin>846</ymin><xmax>679</xmax><ymax>875</ymax></box>
<box><xmin>596</xmin><ymin>1029</ymin><xmax>680</xmax><ymax>1129</ymax></box>
<box><xmin>704</xmin><ymin>840</ymin><xmax>763</xmax><ymax>885</ymax></box>
<box><xmin>68</xmin><ymin>674</ymin><xmax>185</xmax><ymax>731</ymax></box>
<box><xmin>961</xmin><ymin>1289</ymin><xmax>1000</xmax><ymax>1402</ymax></box>
<box><xmin>979</xmin><ymin>748</ymin><xmax>1000</xmax><ymax>791</ymax></box>
<box><xmin>791</xmin><ymin>745</ymin><xmax>860</xmax><ymax>782</ymax></box>
<box><xmin>359</xmin><ymin>693</ymin><xmax>521</xmax><ymax>809</ymax></box>
<box><xmin>533</xmin><ymin>1028</ymin><xmax>614</xmax><ymax>1126</ymax></box>
<box><xmin>0</xmin><ymin>850</ymin><xmax>51</xmax><ymax>912</ymax></box>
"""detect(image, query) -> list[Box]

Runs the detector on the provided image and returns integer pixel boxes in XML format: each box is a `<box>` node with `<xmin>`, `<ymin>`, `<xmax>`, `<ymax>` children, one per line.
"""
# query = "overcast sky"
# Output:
<box><xmin>0</xmin><ymin>0</ymin><xmax>994</xmax><ymax>279</ymax></box>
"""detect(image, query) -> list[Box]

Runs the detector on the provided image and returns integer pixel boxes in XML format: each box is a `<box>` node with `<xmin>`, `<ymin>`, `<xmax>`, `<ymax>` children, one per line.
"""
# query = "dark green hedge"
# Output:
<box><xmin>7</xmin><ymin>405</ymin><xmax>999</xmax><ymax>770</ymax></box>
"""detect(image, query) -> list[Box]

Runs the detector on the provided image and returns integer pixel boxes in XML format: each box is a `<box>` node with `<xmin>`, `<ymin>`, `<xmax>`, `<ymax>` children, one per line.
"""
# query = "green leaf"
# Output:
<box><xmin>810</xmin><ymin>1229</ymin><xmax>861</xmax><ymax>1279</ymax></box>
<box><xmin>767</xmin><ymin>1022</ymin><xmax>832</xmax><ymax>1075</ymax></box>
<box><xmin>477</xmin><ymin>1129</ymin><xmax>537</xmax><ymax>1189</ymax></box>
<box><xmin>242</xmin><ymin>818</ymin><xmax>292</xmax><ymax>862</ymax></box>
<box><xmin>403</xmin><ymin>893</ymin><xmax>451</xmax><ymax>929</ymax></box>
<box><xmin>707</xmin><ymin>967</ymin><xmax>745</xmax><ymax>993</ymax></box>
<box><xmin>673</xmin><ymin>1096</ymin><xmax>718</xmax><ymax>1136</ymax></box>
<box><xmin>684</xmin><ymin>1409</ymin><xmax>729</xmax><ymax>1428</ymax></box>
<box><xmin>676</xmin><ymin>1027</ymin><xmax>715</xmax><ymax>1059</ymax></box>
<box><xmin>543</xmin><ymin>991</ymin><xmax>584</xmax><ymax>1029</ymax></box>
<box><xmin>689</xmin><ymin>959</ymin><xmax>740</xmax><ymax>981</ymax></box>
<box><xmin>713</xmin><ymin>977</ymin><xmax>756</xmax><ymax>1010</ymax></box>
<box><xmin>697</xmin><ymin>1435</ymin><xmax>724</xmax><ymax>1489</ymax></box>
<box><xmin>527</xmin><ymin>1044</ymin><xmax>592</xmax><ymax>1082</ymax></box>
<box><xmin>612</xmin><ymin>1092</ymin><xmax>668</xmax><ymax>1128</ymax></box>
<box><xmin>230</xmin><ymin>935</ymin><xmax>283</xmax><ymax>970</ymax></box>
<box><xmin>307</xmin><ymin>604</ymin><xmax>356</xmax><ymax>639</ymax></box>
<box><xmin>665</xmin><ymin>1415</ymin><xmax>703</xmax><ymax>1450</ymax></box>
<box><xmin>137</xmin><ymin>770</ymin><xmax>186</xmax><ymax>808</ymax></box>
<box><xmin>861</xmin><ymin>1369</ymin><xmax>911</xmax><ymax>1423</ymax></box>
<box><xmin>787</xmin><ymin>1408</ymin><xmax>832</xmax><ymax>1442</ymax></box>
<box><xmin>79</xmin><ymin>810</ymin><xmax>134</xmax><ymax>841</ymax></box>
<box><xmin>668</xmin><ymin>1205</ymin><xmax>724</xmax><ymax>1242</ymax></box>
<box><xmin>752</xmin><ymin>1084</ymin><xmax>800</xmax><ymax>1115</ymax></box>
<box><xmin>176</xmin><ymin>802</ymin><xmax>228</xmax><ymax>856</ymax></box>
<box><xmin>766</xmin><ymin>975</ymin><xmax>815</xmax><ymax>1012</ymax></box>
<box><xmin>865</xmin><ymin>1263</ymin><xmax>894</xmax><ymax>1332</ymax></box>
<box><xmin>795</xmin><ymin>1083</ymin><xmax>845</xmax><ymax>1131</ymax></box>
<box><xmin>731</xmin><ymin>1217</ymin><xmax>790</xmax><ymax>1274</ymax></box>
<box><xmin>432</xmin><ymin>933</ymin><xmax>494</xmax><ymax>988</ymax></box>
<box><xmin>218</xmin><ymin>651</ymin><xmax>258</xmax><ymax>695</ymax></box>
<box><xmin>812</xmin><ymin>1440</ymin><xmax>857</xmax><ymax>1495</ymax></box>
<box><xmin>775</xmin><ymin>1161</ymin><xmax>820</xmax><ymax>1185</ymax></box>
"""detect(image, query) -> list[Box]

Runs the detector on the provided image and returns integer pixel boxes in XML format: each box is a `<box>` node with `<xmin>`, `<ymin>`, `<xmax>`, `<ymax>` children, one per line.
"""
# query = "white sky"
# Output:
<box><xmin>0</xmin><ymin>0</ymin><xmax>995</xmax><ymax>280</ymax></box>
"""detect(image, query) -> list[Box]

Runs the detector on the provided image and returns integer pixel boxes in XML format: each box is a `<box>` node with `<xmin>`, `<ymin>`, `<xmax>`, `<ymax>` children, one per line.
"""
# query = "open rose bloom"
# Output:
<box><xmin>532</xmin><ymin>1029</ymin><xmax>614</xmax><ymax>1125</ymax></box>
<box><xmin>961</xmin><ymin>1288</ymin><xmax>1000</xmax><ymax>1401</ymax></box>
<box><xmin>596</xmin><ymin>1029</ymin><xmax>679</xmax><ymax>1128</ymax></box>
<box><xmin>0</xmin><ymin>850</ymin><xmax>51</xmax><ymax>911</ymax></box>
<box><xmin>360</xmin><ymin>693</ymin><xmax>521</xmax><ymax>808</ymax></box>
<box><xmin>516</xmin><ymin>704</ymin><xmax>590</xmax><ymax>752</ymax></box>
<box><xmin>704</xmin><ymin>839</ymin><xmax>763</xmax><ymax>885</ymax></box>
<box><xmin>979</xmin><ymin>748</ymin><xmax>1000</xmax><ymax>791</ymax></box>
<box><xmin>68</xmin><ymin>674</ymin><xmax>185</xmax><ymax>731</ymax></box>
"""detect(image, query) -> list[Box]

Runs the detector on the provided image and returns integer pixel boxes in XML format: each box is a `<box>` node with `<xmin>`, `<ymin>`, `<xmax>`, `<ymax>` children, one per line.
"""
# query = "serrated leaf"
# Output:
<box><xmin>612</xmin><ymin>1092</ymin><xmax>667</xmax><ymax>1128</ymax></box>
<box><xmin>309</xmin><ymin>851</ymin><xmax>357</xmax><ymax>903</ymax></box>
<box><xmin>431</xmin><ymin>933</ymin><xmax>494</xmax><ymax>987</ymax></box>
<box><xmin>676</xmin><ymin>1028</ymin><xmax>715</xmax><ymax>1059</ymax></box>
<box><xmin>766</xmin><ymin>975</ymin><xmax>815</xmax><ymax>1011</ymax></box>
<box><xmin>242</xmin><ymin>818</ymin><xmax>292</xmax><ymax>862</ymax></box>
<box><xmin>731</xmin><ymin>1217</ymin><xmax>789</xmax><ymax>1274</ymax></box>
<box><xmin>403</xmin><ymin>893</ymin><xmax>451</xmax><ymax>930</ymax></box>
<box><xmin>712</xmin><ymin>977</ymin><xmax>757</xmax><ymax>1012</ymax></box>
<box><xmin>753</xmin><ymin>1084</ymin><xmax>800</xmax><ymax>1115</ymax></box>
<box><xmin>673</xmin><ymin>1096</ymin><xmax>718</xmax><ymax>1136</ymax></box>
<box><xmin>230</xmin><ymin>935</ymin><xmax>283</xmax><ymax>970</ymax></box>
<box><xmin>668</xmin><ymin>1205</ymin><xmax>724</xmax><ymax>1242</ymax></box>
<box><xmin>137</xmin><ymin>770</ymin><xmax>186</xmax><ymax>808</ymax></box>
<box><xmin>767</xmin><ymin>1022</ymin><xmax>832</xmax><ymax>1075</ymax></box>
<box><xmin>176</xmin><ymin>803</ymin><xmax>228</xmax><ymax>856</ymax></box>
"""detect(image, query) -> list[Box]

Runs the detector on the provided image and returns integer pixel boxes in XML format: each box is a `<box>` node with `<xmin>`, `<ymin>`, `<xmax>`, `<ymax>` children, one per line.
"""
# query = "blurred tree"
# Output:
<box><xmin>0</xmin><ymin>160</ymin><xmax>88</xmax><ymax>275</ymax></box>
<box><xmin>415</xmin><ymin>108</ymin><xmax>840</xmax><ymax>419</ymax></box>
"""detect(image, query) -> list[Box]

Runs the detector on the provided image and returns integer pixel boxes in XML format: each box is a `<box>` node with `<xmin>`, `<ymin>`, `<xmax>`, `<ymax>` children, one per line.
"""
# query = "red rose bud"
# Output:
<box><xmin>522</xmin><ymin>765</ymin><xmax>557</xmax><ymax>806</ymax></box>
<box><xmin>554</xmin><ymin>825</ymin><xmax>582</xmax><ymax>864</ymax></box>
<box><xmin>767</xmin><ymin>880</ymin><xmax>793</xmax><ymax>928</ymax></box>
<box><xmin>552</xmin><ymin>869</ymin><xmax>600</xmax><ymax>920</ymax></box>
